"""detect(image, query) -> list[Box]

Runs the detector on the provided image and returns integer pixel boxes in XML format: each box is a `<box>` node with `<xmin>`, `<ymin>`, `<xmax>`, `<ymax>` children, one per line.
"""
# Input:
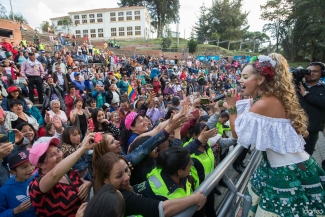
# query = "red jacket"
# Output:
<box><xmin>0</xmin><ymin>42</ymin><xmax>13</xmax><ymax>52</ymax></box>
<box><xmin>153</xmin><ymin>81</ymin><xmax>161</xmax><ymax>94</ymax></box>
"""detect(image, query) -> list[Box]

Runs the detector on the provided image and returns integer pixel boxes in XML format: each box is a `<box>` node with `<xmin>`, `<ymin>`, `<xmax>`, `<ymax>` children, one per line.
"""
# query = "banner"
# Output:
<box><xmin>197</xmin><ymin>56</ymin><xmax>220</xmax><ymax>61</ymax></box>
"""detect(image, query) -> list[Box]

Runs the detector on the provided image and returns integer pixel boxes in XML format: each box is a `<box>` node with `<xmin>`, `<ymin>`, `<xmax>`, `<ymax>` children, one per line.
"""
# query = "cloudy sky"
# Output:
<box><xmin>2</xmin><ymin>0</ymin><xmax>268</xmax><ymax>38</ymax></box>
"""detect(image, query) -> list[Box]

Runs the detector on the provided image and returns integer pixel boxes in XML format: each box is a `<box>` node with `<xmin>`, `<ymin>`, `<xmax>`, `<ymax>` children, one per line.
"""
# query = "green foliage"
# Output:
<box><xmin>161</xmin><ymin>28</ymin><xmax>172</xmax><ymax>48</ymax></box>
<box><xmin>58</xmin><ymin>17</ymin><xmax>75</xmax><ymax>33</ymax></box>
<box><xmin>0</xmin><ymin>4</ymin><xmax>28</xmax><ymax>24</ymax></box>
<box><xmin>187</xmin><ymin>38</ymin><xmax>198</xmax><ymax>53</ymax></box>
<box><xmin>194</xmin><ymin>0</ymin><xmax>249</xmax><ymax>48</ymax></box>
<box><xmin>40</xmin><ymin>21</ymin><xmax>50</xmax><ymax>33</ymax></box>
<box><xmin>118</xmin><ymin>0</ymin><xmax>180</xmax><ymax>38</ymax></box>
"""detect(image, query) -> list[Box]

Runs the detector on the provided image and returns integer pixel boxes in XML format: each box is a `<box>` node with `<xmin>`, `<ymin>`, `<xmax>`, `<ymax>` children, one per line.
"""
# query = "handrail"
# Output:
<box><xmin>173</xmin><ymin>144</ymin><xmax>245</xmax><ymax>217</ymax></box>
<box><xmin>216</xmin><ymin>149</ymin><xmax>262</xmax><ymax>217</ymax></box>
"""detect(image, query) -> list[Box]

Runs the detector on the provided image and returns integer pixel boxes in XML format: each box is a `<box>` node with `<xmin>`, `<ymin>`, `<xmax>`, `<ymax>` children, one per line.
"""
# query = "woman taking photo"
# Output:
<box><xmin>93</xmin><ymin>152</ymin><xmax>207</xmax><ymax>217</ymax></box>
<box><xmin>29</xmin><ymin>135</ymin><xmax>95</xmax><ymax>217</ymax></box>
<box><xmin>226</xmin><ymin>54</ymin><xmax>325</xmax><ymax>216</ymax></box>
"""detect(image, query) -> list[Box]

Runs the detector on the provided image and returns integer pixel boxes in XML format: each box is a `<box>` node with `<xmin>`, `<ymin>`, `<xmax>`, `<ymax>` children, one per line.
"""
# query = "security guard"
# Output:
<box><xmin>183</xmin><ymin>123</ymin><xmax>216</xmax><ymax>217</ymax></box>
<box><xmin>133</xmin><ymin>147</ymin><xmax>193</xmax><ymax>201</ymax></box>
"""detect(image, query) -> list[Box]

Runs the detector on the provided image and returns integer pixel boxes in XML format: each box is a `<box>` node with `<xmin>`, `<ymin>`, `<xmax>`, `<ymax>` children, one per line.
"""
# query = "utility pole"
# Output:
<box><xmin>9</xmin><ymin>0</ymin><xmax>14</xmax><ymax>21</ymax></box>
<box><xmin>176</xmin><ymin>23</ymin><xmax>179</xmax><ymax>46</ymax></box>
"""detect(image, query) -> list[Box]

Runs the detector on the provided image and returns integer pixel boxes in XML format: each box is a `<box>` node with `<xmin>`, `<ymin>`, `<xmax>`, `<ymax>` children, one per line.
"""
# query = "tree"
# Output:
<box><xmin>161</xmin><ymin>27</ymin><xmax>172</xmax><ymax>48</ymax></box>
<box><xmin>194</xmin><ymin>0</ymin><xmax>249</xmax><ymax>48</ymax></box>
<box><xmin>187</xmin><ymin>36</ymin><xmax>198</xmax><ymax>53</ymax></box>
<box><xmin>58</xmin><ymin>17</ymin><xmax>75</xmax><ymax>34</ymax></box>
<box><xmin>260</xmin><ymin>0</ymin><xmax>291</xmax><ymax>52</ymax></box>
<box><xmin>10</xmin><ymin>12</ymin><xmax>28</xmax><ymax>24</ymax></box>
<box><xmin>0</xmin><ymin>4</ymin><xmax>8</xmax><ymax>19</ymax></box>
<box><xmin>118</xmin><ymin>0</ymin><xmax>180</xmax><ymax>38</ymax></box>
<box><xmin>40</xmin><ymin>21</ymin><xmax>50</xmax><ymax>33</ymax></box>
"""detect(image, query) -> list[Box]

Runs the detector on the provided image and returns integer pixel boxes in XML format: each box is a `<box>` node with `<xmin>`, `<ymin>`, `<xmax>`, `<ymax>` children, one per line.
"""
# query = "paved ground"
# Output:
<box><xmin>312</xmin><ymin>132</ymin><xmax>325</xmax><ymax>165</ymax></box>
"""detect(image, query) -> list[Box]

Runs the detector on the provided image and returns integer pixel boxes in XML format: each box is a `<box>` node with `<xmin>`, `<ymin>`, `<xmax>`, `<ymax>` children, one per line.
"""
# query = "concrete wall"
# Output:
<box><xmin>0</xmin><ymin>19</ymin><xmax>22</xmax><ymax>45</ymax></box>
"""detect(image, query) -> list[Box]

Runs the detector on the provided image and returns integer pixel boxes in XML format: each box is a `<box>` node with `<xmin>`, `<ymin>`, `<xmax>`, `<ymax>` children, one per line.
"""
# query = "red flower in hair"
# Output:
<box><xmin>261</xmin><ymin>65</ymin><xmax>275</xmax><ymax>81</ymax></box>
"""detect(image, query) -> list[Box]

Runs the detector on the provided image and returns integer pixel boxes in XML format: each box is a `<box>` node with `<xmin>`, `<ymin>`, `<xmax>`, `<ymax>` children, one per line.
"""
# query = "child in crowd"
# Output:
<box><xmin>110</xmin><ymin>111</ymin><xmax>120</xmax><ymax>128</ymax></box>
<box><xmin>0</xmin><ymin>150</ymin><xmax>36</xmax><ymax>216</ymax></box>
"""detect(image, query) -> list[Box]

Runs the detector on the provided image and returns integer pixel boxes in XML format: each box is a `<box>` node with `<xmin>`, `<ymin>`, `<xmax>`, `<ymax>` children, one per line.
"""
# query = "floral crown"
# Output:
<box><xmin>250</xmin><ymin>55</ymin><xmax>276</xmax><ymax>82</ymax></box>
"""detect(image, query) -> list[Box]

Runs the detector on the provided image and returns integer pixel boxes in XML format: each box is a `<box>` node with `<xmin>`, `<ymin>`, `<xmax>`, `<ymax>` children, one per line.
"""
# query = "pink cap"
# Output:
<box><xmin>29</xmin><ymin>137</ymin><xmax>60</xmax><ymax>166</ymax></box>
<box><xmin>125</xmin><ymin>112</ymin><xmax>138</xmax><ymax>130</ymax></box>
<box><xmin>125</xmin><ymin>110</ymin><xmax>146</xmax><ymax>130</ymax></box>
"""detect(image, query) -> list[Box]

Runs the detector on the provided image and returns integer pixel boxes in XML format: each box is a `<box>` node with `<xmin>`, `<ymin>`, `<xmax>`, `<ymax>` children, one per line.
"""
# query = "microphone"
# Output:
<box><xmin>212</xmin><ymin>94</ymin><xmax>226</xmax><ymax>102</ymax></box>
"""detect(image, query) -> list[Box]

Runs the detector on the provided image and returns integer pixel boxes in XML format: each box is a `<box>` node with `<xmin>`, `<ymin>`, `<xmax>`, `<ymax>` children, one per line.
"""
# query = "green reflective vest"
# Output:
<box><xmin>39</xmin><ymin>43</ymin><xmax>45</xmax><ymax>51</ymax></box>
<box><xmin>20</xmin><ymin>40</ymin><xmax>27</xmax><ymax>47</ymax></box>
<box><xmin>216</xmin><ymin>122</ymin><xmax>231</xmax><ymax>136</ymax></box>
<box><xmin>183</xmin><ymin>138</ymin><xmax>215</xmax><ymax>188</ymax></box>
<box><xmin>147</xmin><ymin>168</ymin><xmax>192</xmax><ymax>199</ymax></box>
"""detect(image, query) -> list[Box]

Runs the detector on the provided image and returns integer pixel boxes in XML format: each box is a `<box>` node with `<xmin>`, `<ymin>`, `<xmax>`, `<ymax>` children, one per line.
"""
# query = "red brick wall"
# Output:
<box><xmin>0</xmin><ymin>19</ymin><xmax>22</xmax><ymax>46</ymax></box>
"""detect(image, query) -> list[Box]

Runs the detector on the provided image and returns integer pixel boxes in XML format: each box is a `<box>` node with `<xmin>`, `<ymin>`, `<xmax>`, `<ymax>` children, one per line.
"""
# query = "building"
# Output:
<box><xmin>50</xmin><ymin>6</ymin><xmax>152</xmax><ymax>40</ymax></box>
<box><xmin>0</xmin><ymin>19</ymin><xmax>23</xmax><ymax>45</ymax></box>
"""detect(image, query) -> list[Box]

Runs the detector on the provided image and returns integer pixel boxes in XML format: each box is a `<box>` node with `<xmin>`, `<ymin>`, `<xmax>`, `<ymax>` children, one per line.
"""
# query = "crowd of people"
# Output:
<box><xmin>0</xmin><ymin>33</ymin><xmax>324</xmax><ymax>217</ymax></box>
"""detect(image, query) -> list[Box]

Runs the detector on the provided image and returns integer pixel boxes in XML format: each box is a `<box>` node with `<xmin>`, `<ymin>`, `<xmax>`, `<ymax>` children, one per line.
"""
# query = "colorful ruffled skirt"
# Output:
<box><xmin>246</xmin><ymin>152</ymin><xmax>325</xmax><ymax>217</ymax></box>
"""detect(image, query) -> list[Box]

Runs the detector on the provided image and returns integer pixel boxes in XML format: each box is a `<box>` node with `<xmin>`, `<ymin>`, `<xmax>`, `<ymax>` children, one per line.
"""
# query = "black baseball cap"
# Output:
<box><xmin>9</xmin><ymin>150</ymin><xmax>30</xmax><ymax>169</ymax></box>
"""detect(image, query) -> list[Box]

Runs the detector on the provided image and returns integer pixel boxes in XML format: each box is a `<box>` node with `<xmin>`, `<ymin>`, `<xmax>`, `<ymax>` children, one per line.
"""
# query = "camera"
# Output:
<box><xmin>291</xmin><ymin>68</ymin><xmax>311</xmax><ymax>85</ymax></box>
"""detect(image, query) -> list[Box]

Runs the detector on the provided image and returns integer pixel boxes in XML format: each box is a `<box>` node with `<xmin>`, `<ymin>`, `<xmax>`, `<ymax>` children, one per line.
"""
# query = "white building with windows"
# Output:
<box><xmin>50</xmin><ymin>6</ymin><xmax>152</xmax><ymax>40</ymax></box>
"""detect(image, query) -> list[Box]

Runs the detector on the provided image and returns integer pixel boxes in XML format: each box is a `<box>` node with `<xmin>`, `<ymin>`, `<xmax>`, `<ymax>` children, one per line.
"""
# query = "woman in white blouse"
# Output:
<box><xmin>226</xmin><ymin>53</ymin><xmax>325</xmax><ymax>217</ymax></box>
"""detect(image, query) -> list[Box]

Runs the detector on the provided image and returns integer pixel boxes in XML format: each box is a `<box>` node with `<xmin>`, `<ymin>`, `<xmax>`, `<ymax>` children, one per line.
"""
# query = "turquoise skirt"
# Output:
<box><xmin>246</xmin><ymin>152</ymin><xmax>325</xmax><ymax>217</ymax></box>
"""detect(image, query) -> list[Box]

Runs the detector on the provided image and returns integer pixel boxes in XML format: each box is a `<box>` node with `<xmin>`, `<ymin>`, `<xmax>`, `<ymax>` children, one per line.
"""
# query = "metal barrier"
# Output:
<box><xmin>174</xmin><ymin>145</ymin><xmax>261</xmax><ymax>217</ymax></box>
<box><xmin>216</xmin><ymin>149</ymin><xmax>262</xmax><ymax>217</ymax></box>
<box><xmin>174</xmin><ymin>144</ymin><xmax>245</xmax><ymax>217</ymax></box>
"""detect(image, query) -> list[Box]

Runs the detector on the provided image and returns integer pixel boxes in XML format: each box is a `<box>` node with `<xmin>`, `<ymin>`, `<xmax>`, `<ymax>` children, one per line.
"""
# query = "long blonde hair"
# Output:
<box><xmin>254</xmin><ymin>53</ymin><xmax>309</xmax><ymax>137</ymax></box>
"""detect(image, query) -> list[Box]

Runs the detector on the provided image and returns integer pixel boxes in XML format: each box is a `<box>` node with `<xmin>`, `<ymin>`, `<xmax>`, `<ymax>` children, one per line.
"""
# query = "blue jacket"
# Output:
<box><xmin>0</xmin><ymin>175</ymin><xmax>37</xmax><ymax>217</ymax></box>
<box><xmin>1</xmin><ymin>98</ymin><xmax>29</xmax><ymax>114</ymax></box>
<box><xmin>72</xmin><ymin>80</ymin><xmax>86</xmax><ymax>92</ymax></box>
<box><xmin>29</xmin><ymin>106</ymin><xmax>44</xmax><ymax>127</ymax></box>
<box><xmin>150</xmin><ymin>68</ymin><xmax>159</xmax><ymax>79</ymax></box>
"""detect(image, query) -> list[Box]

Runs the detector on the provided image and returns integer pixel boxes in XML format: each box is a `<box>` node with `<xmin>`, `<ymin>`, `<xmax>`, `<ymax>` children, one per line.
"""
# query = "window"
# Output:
<box><xmin>110</xmin><ymin>12</ymin><xmax>116</xmax><ymax>21</ymax></box>
<box><xmin>119</xmin><ymin>27</ymin><xmax>124</xmax><ymax>36</ymax></box>
<box><xmin>126</xmin><ymin>11</ymin><xmax>132</xmax><ymax>21</ymax></box>
<box><xmin>75</xmin><ymin>20</ymin><xmax>80</xmax><ymax>25</ymax></box>
<box><xmin>135</xmin><ymin>26</ymin><xmax>141</xmax><ymax>35</ymax></box>
<box><xmin>118</xmin><ymin>12</ymin><xmax>124</xmax><ymax>21</ymax></box>
<box><xmin>111</xmin><ymin>17</ymin><xmax>116</xmax><ymax>22</ymax></box>
<box><xmin>82</xmin><ymin>15</ymin><xmax>87</xmax><ymax>19</ymax></box>
<box><xmin>82</xmin><ymin>19</ymin><xmax>87</xmax><ymax>24</ymax></box>
<box><xmin>57</xmin><ymin>21</ymin><xmax>62</xmax><ymax>26</ymax></box>
<box><xmin>127</xmin><ymin>27</ymin><xmax>133</xmax><ymax>36</ymax></box>
<box><xmin>135</xmin><ymin>15</ymin><xmax>140</xmax><ymax>20</ymax></box>
<box><xmin>110</xmin><ymin>12</ymin><xmax>116</xmax><ymax>16</ymax></box>
<box><xmin>75</xmin><ymin>30</ymin><xmax>81</xmax><ymax>34</ymax></box>
<box><xmin>76</xmin><ymin>35</ymin><xmax>81</xmax><ymax>38</ymax></box>
<box><xmin>89</xmin><ymin>14</ymin><xmax>95</xmax><ymax>18</ymax></box>
<box><xmin>90</xmin><ymin>19</ymin><xmax>95</xmax><ymax>23</ymax></box>
<box><xmin>83</xmin><ymin>34</ymin><xmax>88</xmax><ymax>37</ymax></box>
<box><xmin>97</xmin><ymin>18</ymin><xmax>103</xmax><ymax>22</ymax></box>
<box><xmin>90</xmin><ymin>29</ymin><xmax>96</xmax><ymax>33</ymax></box>
<box><xmin>91</xmin><ymin>34</ymin><xmax>96</xmax><ymax>38</ymax></box>
<box><xmin>135</xmin><ymin>11</ymin><xmax>140</xmax><ymax>15</ymax></box>
<box><xmin>111</xmin><ymin>28</ymin><xmax>117</xmax><ymax>36</ymax></box>
<box><xmin>98</xmin><ymin>28</ymin><xmax>104</xmax><ymax>37</ymax></box>
<box><xmin>97</xmin><ymin>13</ymin><xmax>102</xmax><ymax>17</ymax></box>
<box><xmin>74</xmin><ymin>15</ymin><xmax>79</xmax><ymax>19</ymax></box>
<box><xmin>83</xmin><ymin>30</ymin><xmax>88</xmax><ymax>33</ymax></box>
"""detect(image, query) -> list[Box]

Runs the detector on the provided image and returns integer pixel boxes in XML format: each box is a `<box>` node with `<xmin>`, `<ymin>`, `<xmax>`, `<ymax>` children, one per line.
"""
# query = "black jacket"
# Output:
<box><xmin>299</xmin><ymin>82</ymin><xmax>325</xmax><ymax>132</ymax></box>
<box><xmin>105</xmin><ymin>90</ymin><xmax>121</xmax><ymax>104</ymax></box>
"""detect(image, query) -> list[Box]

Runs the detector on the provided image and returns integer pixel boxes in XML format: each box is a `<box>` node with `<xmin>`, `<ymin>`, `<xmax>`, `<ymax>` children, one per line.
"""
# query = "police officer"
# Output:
<box><xmin>134</xmin><ymin>147</ymin><xmax>194</xmax><ymax>200</ymax></box>
<box><xmin>298</xmin><ymin>62</ymin><xmax>325</xmax><ymax>155</ymax></box>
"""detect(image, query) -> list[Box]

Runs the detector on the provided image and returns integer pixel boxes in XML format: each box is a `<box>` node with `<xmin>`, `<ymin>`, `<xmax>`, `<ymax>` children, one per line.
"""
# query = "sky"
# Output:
<box><xmin>2</xmin><ymin>0</ymin><xmax>268</xmax><ymax>38</ymax></box>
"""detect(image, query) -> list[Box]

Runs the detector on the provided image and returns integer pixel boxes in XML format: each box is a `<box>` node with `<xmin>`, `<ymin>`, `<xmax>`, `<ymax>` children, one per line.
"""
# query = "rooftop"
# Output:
<box><xmin>67</xmin><ymin>6</ymin><xmax>146</xmax><ymax>14</ymax></box>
